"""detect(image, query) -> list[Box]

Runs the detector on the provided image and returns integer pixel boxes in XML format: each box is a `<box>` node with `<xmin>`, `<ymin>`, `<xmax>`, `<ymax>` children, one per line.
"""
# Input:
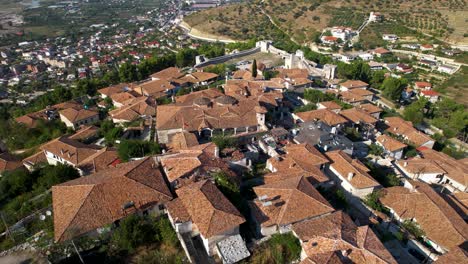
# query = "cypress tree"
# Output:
<box><xmin>252</xmin><ymin>59</ymin><xmax>258</xmax><ymax>78</ymax></box>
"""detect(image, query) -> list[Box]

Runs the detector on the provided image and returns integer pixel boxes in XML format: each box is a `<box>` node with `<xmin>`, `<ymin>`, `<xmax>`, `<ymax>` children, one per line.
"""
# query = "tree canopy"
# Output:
<box><xmin>117</xmin><ymin>140</ymin><xmax>161</xmax><ymax>161</ymax></box>
<box><xmin>403</xmin><ymin>98</ymin><xmax>428</xmax><ymax>124</ymax></box>
<box><xmin>381</xmin><ymin>77</ymin><xmax>407</xmax><ymax>101</ymax></box>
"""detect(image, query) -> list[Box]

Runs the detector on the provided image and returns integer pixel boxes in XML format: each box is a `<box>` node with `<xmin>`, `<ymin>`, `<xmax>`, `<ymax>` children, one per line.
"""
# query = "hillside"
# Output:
<box><xmin>184</xmin><ymin>0</ymin><xmax>468</xmax><ymax>45</ymax></box>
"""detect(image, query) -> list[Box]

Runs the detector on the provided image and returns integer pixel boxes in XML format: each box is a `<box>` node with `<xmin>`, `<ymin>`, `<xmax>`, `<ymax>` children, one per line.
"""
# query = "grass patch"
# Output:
<box><xmin>246</xmin><ymin>232</ymin><xmax>301</xmax><ymax>264</ymax></box>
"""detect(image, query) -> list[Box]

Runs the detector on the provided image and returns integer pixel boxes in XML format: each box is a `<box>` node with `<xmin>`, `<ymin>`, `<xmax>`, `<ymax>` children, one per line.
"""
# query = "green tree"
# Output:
<box><xmin>263</xmin><ymin>70</ymin><xmax>279</xmax><ymax>80</ymax></box>
<box><xmin>364</xmin><ymin>191</ymin><xmax>389</xmax><ymax>213</ymax></box>
<box><xmin>294</xmin><ymin>104</ymin><xmax>317</xmax><ymax>113</ymax></box>
<box><xmin>337</xmin><ymin>61</ymin><xmax>371</xmax><ymax>82</ymax></box>
<box><xmin>402</xmin><ymin>220</ymin><xmax>425</xmax><ymax>239</ymax></box>
<box><xmin>176</xmin><ymin>48</ymin><xmax>198</xmax><ymax>67</ymax></box>
<box><xmin>431</xmin><ymin>98</ymin><xmax>467</xmax><ymax>138</ymax></box>
<box><xmin>110</xmin><ymin>215</ymin><xmax>155</xmax><ymax>253</ymax></box>
<box><xmin>251</xmin><ymin>233</ymin><xmax>301</xmax><ymax>264</ymax></box>
<box><xmin>368</xmin><ymin>143</ymin><xmax>384</xmax><ymax>156</ymax></box>
<box><xmin>252</xmin><ymin>59</ymin><xmax>258</xmax><ymax>78</ymax></box>
<box><xmin>303</xmin><ymin>89</ymin><xmax>335</xmax><ymax>103</ymax></box>
<box><xmin>370</xmin><ymin>70</ymin><xmax>386</xmax><ymax>88</ymax></box>
<box><xmin>0</xmin><ymin>169</ymin><xmax>33</xmax><ymax>201</ymax></box>
<box><xmin>33</xmin><ymin>164</ymin><xmax>80</xmax><ymax>192</ymax></box>
<box><xmin>403</xmin><ymin>98</ymin><xmax>427</xmax><ymax>124</ymax></box>
<box><xmin>117</xmin><ymin>140</ymin><xmax>161</xmax><ymax>161</ymax></box>
<box><xmin>211</xmin><ymin>135</ymin><xmax>238</xmax><ymax>151</ymax></box>
<box><xmin>382</xmin><ymin>77</ymin><xmax>407</xmax><ymax>101</ymax></box>
<box><xmin>119</xmin><ymin>62</ymin><xmax>139</xmax><ymax>82</ymax></box>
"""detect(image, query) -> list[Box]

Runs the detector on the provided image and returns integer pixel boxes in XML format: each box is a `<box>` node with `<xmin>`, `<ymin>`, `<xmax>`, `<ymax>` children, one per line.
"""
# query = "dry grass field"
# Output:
<box><xmin>185</xmin><ymin>0</ymin><xmax>467</xmax><ymax>45</ymax></box>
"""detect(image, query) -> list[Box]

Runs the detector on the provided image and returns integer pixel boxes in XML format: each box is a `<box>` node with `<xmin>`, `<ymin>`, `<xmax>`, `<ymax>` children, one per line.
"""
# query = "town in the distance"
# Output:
<box><xmin>0</xmin><ymin>0</ymin><xmax>467</xmax><ymax>263</ymax></box>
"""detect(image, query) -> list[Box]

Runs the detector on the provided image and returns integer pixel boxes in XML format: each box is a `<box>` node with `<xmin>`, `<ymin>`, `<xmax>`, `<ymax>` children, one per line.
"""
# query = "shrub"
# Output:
<box><xmin>117</xmin><ymin>140</ymin><xmax>161</xmax><ymax>161</ymax></box>
<box><xmin>211</xmin><ymin>135</ymin><xmax>238</xmax><ymax>151</ymax></box>
<box><xmin>368</xmin><ymin>143</ymin><xmax>384</xmax><ymax>156</ymax></box>
<box><xmin>402</xmin><ymin>220</ymin><xmax>425</xmax><ymax>239</ymax></box>
<box><xmin>364</xmin><ymin>191</ymin><xmax>389</xmax><ymax>214</ymax></box>
<box><xmin>250</xmin><ymin>232</ymin><xmax>301</xmax><ymax>264</ymax></box>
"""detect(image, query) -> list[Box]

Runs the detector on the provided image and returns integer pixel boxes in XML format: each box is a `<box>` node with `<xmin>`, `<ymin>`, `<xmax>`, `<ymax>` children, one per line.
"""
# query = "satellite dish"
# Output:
<box><xmin>46</xmin><ymin>210</ymin><xmax>52</xmax><ymax>216</ymax></box>
<box><xmin>39</xmin><ymin>215</ymin><xmax>46</xmax><ymax>221</ymax></box>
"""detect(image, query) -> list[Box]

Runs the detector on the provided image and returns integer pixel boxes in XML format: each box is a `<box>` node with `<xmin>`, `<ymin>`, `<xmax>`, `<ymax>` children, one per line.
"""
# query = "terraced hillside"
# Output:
<box><xmin>184</xmin><ymin>0</ymin><xmax>468</xmax><ymax>45</ymax></box>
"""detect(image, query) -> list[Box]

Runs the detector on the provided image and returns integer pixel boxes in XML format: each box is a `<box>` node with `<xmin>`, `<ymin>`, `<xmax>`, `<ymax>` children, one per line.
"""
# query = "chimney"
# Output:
<box><xmin>348</xmin><ymin>172</ymin><xmax>354</xmax><ymax>181</ymax></box>
<box><xmin>404</xmin><ymin>161</ymin><xmax>408</xmax><ymax>167</ymax></box>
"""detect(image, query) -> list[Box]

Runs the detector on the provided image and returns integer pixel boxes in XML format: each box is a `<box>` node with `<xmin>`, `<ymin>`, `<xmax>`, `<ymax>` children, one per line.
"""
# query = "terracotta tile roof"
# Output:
<box><xmin>340</xmin><ymin>80</ymin><xmax>369</xmax><ymax>89</ymax></box>
<box><xmin>16</xmin><ymin>100</ymin><xmax>86</xmax><ymax>128</ymax></box>
<box><xmin>160</xmin><ymin>152</ymin><xmax>203</xmax><ymax>182</ymax></box>
<box><xmin>318</xmin><ymin>101</ymin><xmax>342</xmax><ymax>110</ymax></box>
<box><xmin>160</xmin><ymin>143</ymin><xmax>235</xmax><ymax>184</ymax></box>
<box><xmin>296</xmin><ymin>109</ymin><xmax>348</xmax><ymax>126</ymax></box>
<box><xmin>267</xmin><ymin>144</ymin><xmax>330</xmax><ymax>185</ymax></box>
<box><xmin>277</xmin><ymin>68</ymin><xmax>309</xmax><ymax>80</ymax></box>
<box><xmin>42</xmin><ymin>136</ymin><xmax>102</xmax><ymax>166</ymax></box>
<box><xmin>339</xmin><ymin>91</ymin><xmax>366</xmax><ymax>104</ymax></box>
<box><xmin>109</xmin><ymin>96</ymin><xmax>156</xmax><ymax>122</ymax></box>
<box><xmin>0</xmin><ymin>152</ymin><xmax>23</xmax><ymax>173</ymax></box>
<box><xmin>380</xmin><ymin>181</ymin><xmax>468</xmax><ymax>250</ymax></box>
<box><xmin>167</xmin><ymin>132</ymin><xmax>199</xmax><ymax>151</ymax></box>
<box><xmin>150</xmin><ymin>67</ymin><xmax>184</xmax><ymax>81</ymax></box>
<box><xmin>384</xmin><ymin>117</ymin><xmax>433</xmax><ymax>147</ymax></box>
<box><xmin>325</xmin><ymin>150</ymin><xmax>380</xmax><ymax>189</ymax></box>
<box><xmin>22</xmin><ymin>151</ymin><xmax>48</xmax><ymax>168</ymax></box>
<box><xmin>69</xmin><ymin>126</ymin><xmax>99</xmax><ymax>141</ymax></box>
<box><xmin>156</xmin><ymin>98</ymin><xmax>262</xmax><ymax>131</ymax></box>
<box><xmin>348</xmin><ymin>88</ymin><xmax>373</xmax><ymax>97</ymax></box>
<box><xmin>373</xmin><ymin>47</ymin><xmax>391</xmax><ymax>54</ymax></box>
<box><xmin>134</xmin><ymin>79</ymin><xmax>175</xmax><ymax>98</ymax></box>
<box><xmin>52</xmin><ymin>101</ymin><xmax>83</xmax><ymax>110</ymax></box>
<box><xmin>376</xmin><ymin>135</ymin><xmax>407</xmax><ymax>152</ymax></box>
<box><xmin>340</xmin><ymin>108</ymin><xmax>377</xmax><ymax>124</ymax></box>
<box><xmin>293</xmin><ymin>211</ymin><xmax>396</xmax><ymax>264</ymax></box>
<box><xmin>358</xmin><ymin>103</ymin><xmax>382</xmax><ymax>114</ymax></box>
<box><xmin>323</xmin><ymin>36</ymin><xmax>338</xmax><ymax>42</ymax></box>
<box><xmin>301</xmin><ymin>253</ymin><xmax>347</xmax><ymax>264</ymax></box>
<box><xmin>421</xmin><ymin>90</ymin><xmax>440</xmax><ymax>97</ymax></box>
<box><xmin>175</xmin><ymin>180</ymin><xmax>245</xmax><ymax>238</ymax></box>
<box><xmin>285</xmin><ymin>143</ymin><xmax>329</xmax><ymax>165</ymax></box>
<box><xmin>188</xmin><ymin>72</ymin><xmax>219</xmax><ymax>83</ymax></box>
<box><xmin>396</xmin><ymin>159</ymin><xmax>445</xmax><ymax>174</ymax></box>
<box><xmin>175</xmin><ymin>88</ymin><xmax>224</xmax><ymax>106</ymax></box>
<box><xmin>434</xmin><ymin>243</ymin><xmax>468</xmax><ymax>264</ymax></box>
<box><xmin>77</xmin><ymin>147</ymin><xmax>120</xmax><ymax>174</ymax></box>
<box><xmin>232</xmin><ymin>69</ymin><xmax>263</xmax><ymax>81</ymax></box>
<box><xmin>110</xmin><ymin>91</ymin><xmax>138</xmax><ymax>105</ymax></box>
<box><xmin>251</xmin><ymin>176</ymin><xmax>333</xmax><ymax>227</ymax></box>
<box><xmin>224</xmin><ymin>79</ymin><xmax>285</xmax><ymax>99</ymax></box>
<box><xmin>52</xmin><ymin>157</ymin><xmax>173</xmax><ymax>242</ymax></box>
<box><xmin>166</xmin><ymin>198</ymin><xmax>191</xmax><ymax>223</ymax></box>
<box><xmin>59</xmin><ymin>108</ymin><xmax>99</xmax><ymax>123</ymax></box>
<box><xmin>444</xmin><ymin>192</ymin><xmax>468</xmax><ymax>220</ymax></box>
<box><xmin>15</xmin><ymin>114</ymin><xmax>41</xmax><ymax>128</ymax></box>
<box><xmin>415</xmin><ymin>82</ymin><xmax>432</xmax><ymax>89</ymax></box>
<box><xmin>419</xmin><ymin>148</ymin><xmax>468</xmax><ymax>188</ymax></box>
<box><xmin>97</xmin><ymin>83</ymin><xmax>133</xmax><ymax>97</ymax></box>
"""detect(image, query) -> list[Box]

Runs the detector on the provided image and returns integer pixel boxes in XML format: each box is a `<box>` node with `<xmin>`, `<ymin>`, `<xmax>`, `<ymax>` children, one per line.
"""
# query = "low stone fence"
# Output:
<box><xmin>195</xmin><ymin>46</ymin><xmax>261</xmax><ymax>68</ymax></box>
